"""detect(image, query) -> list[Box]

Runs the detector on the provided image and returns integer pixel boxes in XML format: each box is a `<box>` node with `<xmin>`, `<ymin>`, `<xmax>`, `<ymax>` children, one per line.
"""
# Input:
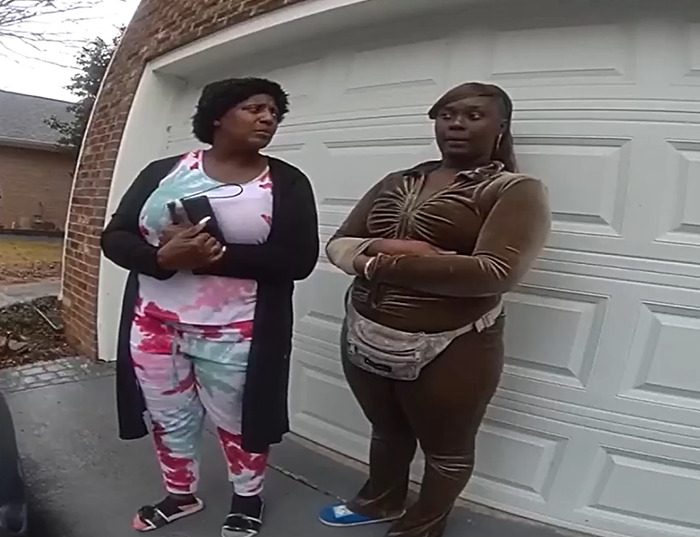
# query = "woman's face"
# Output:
<box><xmin>215</xmin><ymin>94</ymin><xmax>280</xmax><ymax>151</ymax></box>
<box><xmin>434</xmin><ymin>95</ymin><xmax>505</xmax><ymax>165</ymax></box>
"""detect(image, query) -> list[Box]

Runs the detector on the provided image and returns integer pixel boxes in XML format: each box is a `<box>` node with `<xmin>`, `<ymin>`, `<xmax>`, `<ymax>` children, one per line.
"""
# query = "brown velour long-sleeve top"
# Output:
<box><xmin>327</xmin><ymin>161</ymin><xmax>551</xmax><ymax>333</ymax></box>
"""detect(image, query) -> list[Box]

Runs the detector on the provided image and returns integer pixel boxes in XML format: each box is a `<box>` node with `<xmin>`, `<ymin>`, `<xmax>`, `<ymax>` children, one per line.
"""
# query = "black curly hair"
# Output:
<box><xmin>192</xmin><ymin>77</ymin><xmax>290</xmax><ymax>145</ymax></box>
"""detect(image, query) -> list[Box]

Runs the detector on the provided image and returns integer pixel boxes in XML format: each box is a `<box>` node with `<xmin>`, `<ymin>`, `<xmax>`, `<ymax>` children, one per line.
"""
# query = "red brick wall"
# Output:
<box><xmin>63</xmin><ymin>0</ymin><xmax>307</xmax><ymax>357</ymax></box>
<box><xmin>0</xmin><ymin>145</ymin><xmax>74</xmax><ymax>231</ymax></box>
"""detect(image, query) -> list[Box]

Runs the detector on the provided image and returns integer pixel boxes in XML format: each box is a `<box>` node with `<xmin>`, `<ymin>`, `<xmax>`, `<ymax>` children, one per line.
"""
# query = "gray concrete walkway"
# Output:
<box><xmin>5</xmin><ymin>363</ymin><xmax>573</xmax><ymax>537</ymax></box>
<box><xmin>0</xmin><ymin>280</ymin><xmax>60</xmax><ymax>308</ymax></box>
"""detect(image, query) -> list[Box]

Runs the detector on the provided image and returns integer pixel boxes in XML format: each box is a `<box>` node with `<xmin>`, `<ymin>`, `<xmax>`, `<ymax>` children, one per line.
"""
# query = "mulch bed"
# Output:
<box><xmin>0</xmin><ymin>296</ymin><xmax>71</xmax><ymax>370</ymax></box>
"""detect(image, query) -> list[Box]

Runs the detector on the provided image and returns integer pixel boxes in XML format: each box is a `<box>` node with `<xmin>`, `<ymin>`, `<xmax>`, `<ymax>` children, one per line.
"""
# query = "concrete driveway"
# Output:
<box><xmin>4</xmin><ymin>360</ymin><xmax>572</xmax><ymax>537</ymax></box>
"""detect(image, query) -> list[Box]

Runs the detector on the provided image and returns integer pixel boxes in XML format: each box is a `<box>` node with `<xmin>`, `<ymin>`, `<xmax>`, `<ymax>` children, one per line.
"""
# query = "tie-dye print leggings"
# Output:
<box><xmin>130</xmin><ymin>311</ymin><xmax>267</xmax><ymax>496</ymax></box>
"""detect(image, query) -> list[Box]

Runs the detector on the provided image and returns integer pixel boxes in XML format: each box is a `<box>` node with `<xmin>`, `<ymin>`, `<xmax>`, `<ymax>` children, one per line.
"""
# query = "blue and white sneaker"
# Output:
<box><xmin>319</xmin><ymin>503</ymin><xmax>403</xmax><ymax>527</ymax></box>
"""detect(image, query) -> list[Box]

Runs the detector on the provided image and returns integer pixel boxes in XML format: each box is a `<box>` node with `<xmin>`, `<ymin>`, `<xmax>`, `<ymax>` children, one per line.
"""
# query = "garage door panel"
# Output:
<box><xmin>618</xmin><ymin>301</ymin><xmax>700</xmax><ymax>411</ymax></box>
<box><xmin>343</xmin><ymin>37</ymin><xmax>449</xmax><ymax>97</ymax></box>
<box><xmin>319</xmin><ymin>137</ymin><xmax>434</xmax><ymax>189</ymax></box>
<box><xmin>513</xmin><ymin>135</ymin><xmax>700</xmax><ymax>268</ymax></box>
<box><xmin>266</xmin><ymin>138</ymin><xmax>307</xmax><ymax>157</ymax></box>
<box><xmin>512</xmin><ymin>119</ymin><xmax>642</xmax><ymax>262</ymax></box>
<box><xmin>282</xmin><ymin>124</ymin><xmax>439</xmax><ymax>204</ymax></box>
<box><xmin>489</xmin><ymin>23</ymin><xmax>635</xmax><ymax>85</ymax></box>
<box><xmin>610</xmin><ymin>285</ymin><xmax>700</xmax><ymax>428</ymax></box>
<box><xmin>290</xmin><ymin>270</ymin><xmax>367</xmax><ymax>459</ymax></box>
<box><xmin>516</xmin><ymin>135</ymin><xmax>631</xmax><ymax>238</ymax></box>
<box><xmin>504</xmin><ymin>287</ymin><xmax>607</xmax><ymax>390</ymax></box>
<box><xmin>577</xmin><ymin>446</ymin><xmax>700</xmax><ymax>536</ymax></box>
<box><xmin>293</xmin><ymin>268</ymin><xmax>348</xmax><ymax>352</ymax></box>
<box><xmin>161</xmin><ymin>82</ymin><xmax>201</xmax><ymax>149</ymax></box>
<box><xmin>255</xmin><ymin>58</ymin><xmax>324</xmax><ymax>114</ymax></box>
<box><xmin>680</xmin><ymin>22</ymin><xmax>700</xmax><ymax>84</ymax></box>
<box><xmin>323</xmin><ymin>17</ymin><xmax>467</xmax><ymax>113</ymax></box>
<box><xmin>466</xmin><ymin>405</ymin><xmax>592</xmax><ymax>520</ymax></box>
<box><xmin>656</xmin><ymin>140</ymin><xmax>700</xmax><ymax>247</ymax></box>
<box><xmin>166</xmin><ymin>136</ymin><xmax>204</xmax><ymax>157</ymax></box>
<box><xmin>501</xmin><ymin>270</ymin><xmax>624</xmax><ymax>407</ymax></box>
<box><xmin>472</xmin><ymin>418</ymin><xmax>568</xmax><ymax>503</ymax></box>
<box><xmin>319</xmin><ymin>125</ymin><xmax>436</xmax><ymax>172</ymax></box>
<box><xmin>471</xmin><ymin>403</ymin><xmax>700</xmax><ymax>537</ymax></box>
<box><xmin>502</xmin><ymin>269</ymin><xmax>700</xmax><ymax>428</ymax></box>
<box><xmin>289</xmin><ymin>352</ymin><xmax>369</xmax><ymax>461</ymax></box>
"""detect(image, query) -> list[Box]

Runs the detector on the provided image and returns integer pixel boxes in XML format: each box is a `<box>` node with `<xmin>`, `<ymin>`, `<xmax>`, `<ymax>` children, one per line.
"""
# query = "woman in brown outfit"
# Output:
<box><xmin>318</xmin><ymin>82</ymin><xmax>551</xmax><ymax>537</ymax></box>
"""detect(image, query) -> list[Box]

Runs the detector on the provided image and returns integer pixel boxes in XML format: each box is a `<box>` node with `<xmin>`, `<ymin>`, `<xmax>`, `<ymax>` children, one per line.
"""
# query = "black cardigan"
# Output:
<box><xmin>101</xmin><ymin>154</ymin><xmax>320</xmax><ymax>453</ymax></box>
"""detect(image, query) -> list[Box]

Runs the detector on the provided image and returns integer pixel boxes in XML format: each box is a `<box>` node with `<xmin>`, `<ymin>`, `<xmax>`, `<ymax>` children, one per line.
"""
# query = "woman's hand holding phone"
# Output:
<box><xmin>159</xmin><ymin>223</ymin><xmax>191</xmax><ymax>246</ymax></box>
<box><xmin>156</xmin><ymin>217</ymin><xmax>226</xmax><ymax>271</ymax></box>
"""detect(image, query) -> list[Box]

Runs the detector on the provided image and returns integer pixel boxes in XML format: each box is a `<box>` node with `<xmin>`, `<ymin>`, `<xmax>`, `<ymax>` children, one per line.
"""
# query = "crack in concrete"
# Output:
<box><xmin>268</xmin><ymin>462</ymin><xmax>345</xmax><ymax>503</ymax></box>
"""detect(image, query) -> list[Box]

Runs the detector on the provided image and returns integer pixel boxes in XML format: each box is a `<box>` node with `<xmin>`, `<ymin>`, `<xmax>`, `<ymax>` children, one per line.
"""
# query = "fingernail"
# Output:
<box><xmin>198</xmin><ymin>216</ymin><xmax>211</xmax><ymax>225</ymax></box>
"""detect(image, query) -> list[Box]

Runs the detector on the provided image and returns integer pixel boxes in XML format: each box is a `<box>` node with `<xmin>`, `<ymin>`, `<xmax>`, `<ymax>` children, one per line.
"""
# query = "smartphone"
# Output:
<box><xmin>180</xmin><ymin>195</ymin><xmax>226</xmax><ymax>243</ymax></box>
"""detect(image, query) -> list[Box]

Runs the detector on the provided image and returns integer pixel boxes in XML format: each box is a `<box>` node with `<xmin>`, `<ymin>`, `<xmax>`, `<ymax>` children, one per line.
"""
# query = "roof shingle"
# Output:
<box><xmin>0</xmin><ymin>90</ymin><xmax>74</xmax><ymax>147</ymax></box>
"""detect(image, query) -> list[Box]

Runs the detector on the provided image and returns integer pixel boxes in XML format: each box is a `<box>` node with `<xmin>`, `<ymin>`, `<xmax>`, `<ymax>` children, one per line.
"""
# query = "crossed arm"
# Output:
<box><xmin>326</xmin><ymin>177</ymin><xmax>551</xmax><ymax>297</ymax></box>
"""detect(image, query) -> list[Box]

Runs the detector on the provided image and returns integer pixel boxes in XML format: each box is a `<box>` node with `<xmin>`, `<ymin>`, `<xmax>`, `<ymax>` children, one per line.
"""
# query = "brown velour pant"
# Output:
<box><xmin>341</xmin><ymin>316</ymin><xmax>505</xmax><ymax>537</ymax></box>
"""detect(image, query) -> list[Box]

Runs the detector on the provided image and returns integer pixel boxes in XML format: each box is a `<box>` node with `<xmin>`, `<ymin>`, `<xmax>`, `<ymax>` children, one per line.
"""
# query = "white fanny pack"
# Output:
<box><xmin>345</xmin><ymin>298</ymin><xmax>503</xmax><ymax>381</ymax></box>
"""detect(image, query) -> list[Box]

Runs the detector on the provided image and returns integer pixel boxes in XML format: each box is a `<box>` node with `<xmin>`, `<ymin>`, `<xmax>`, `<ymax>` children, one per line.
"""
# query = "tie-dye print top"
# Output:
<box><xmin>136</xmin><ymin>150</ymin><xmax>273</xmax><ymax>328</ymax></box>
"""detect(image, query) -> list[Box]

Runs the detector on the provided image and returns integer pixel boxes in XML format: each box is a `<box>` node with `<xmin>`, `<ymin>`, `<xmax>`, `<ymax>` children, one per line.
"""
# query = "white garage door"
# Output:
<box><xmin>161</xmin><ymin>2</ymin><xmax>700</xmax><ymax>536</ymax></box>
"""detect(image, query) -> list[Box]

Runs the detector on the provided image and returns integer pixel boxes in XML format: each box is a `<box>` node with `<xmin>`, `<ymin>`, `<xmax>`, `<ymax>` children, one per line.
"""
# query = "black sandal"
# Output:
<box><xmin>132</xmin><ymin>496</ymin><xmax>204</xmax><ymax>532</ymax></box>
<box><xmin>222</xmin><ymin>495</ymin><xmax>264</xmax><ymax>537</ymax></box>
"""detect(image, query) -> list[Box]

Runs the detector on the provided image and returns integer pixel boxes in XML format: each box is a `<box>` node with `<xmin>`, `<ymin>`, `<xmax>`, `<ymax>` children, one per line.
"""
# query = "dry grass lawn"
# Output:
<box><xmin>0</xmin><ymin>238</ymin><xmax>62</xmax><ymax>284</ymax></box>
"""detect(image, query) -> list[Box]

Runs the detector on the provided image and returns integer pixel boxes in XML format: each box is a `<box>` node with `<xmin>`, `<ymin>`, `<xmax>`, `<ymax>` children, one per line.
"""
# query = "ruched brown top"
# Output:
<box><xmin>328</xmin><ymin>160</ymin><xmax>551</xmax><ymax>333</ymax></box>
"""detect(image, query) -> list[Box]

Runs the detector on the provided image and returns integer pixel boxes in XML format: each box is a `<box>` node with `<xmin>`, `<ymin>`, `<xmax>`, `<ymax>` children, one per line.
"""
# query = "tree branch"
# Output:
<box><xmin>0</xmin><ymin>0</ymin><xmax>123</xmax><ymax>47</ymax></box>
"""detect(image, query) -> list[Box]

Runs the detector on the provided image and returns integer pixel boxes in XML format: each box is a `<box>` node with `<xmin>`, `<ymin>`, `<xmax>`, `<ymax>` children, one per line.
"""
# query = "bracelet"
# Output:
<box><xmin>362</xmin><ymin>257</ymin><xmax>376</xmax><ymax>280</ymax></box>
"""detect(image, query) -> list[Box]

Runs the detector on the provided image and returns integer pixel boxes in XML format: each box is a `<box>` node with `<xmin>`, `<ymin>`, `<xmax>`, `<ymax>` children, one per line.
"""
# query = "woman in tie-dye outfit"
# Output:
<box><xmin>101</xmin><ymin>78</ymin><xmax>319</xmax><ymax>536</ymax></box>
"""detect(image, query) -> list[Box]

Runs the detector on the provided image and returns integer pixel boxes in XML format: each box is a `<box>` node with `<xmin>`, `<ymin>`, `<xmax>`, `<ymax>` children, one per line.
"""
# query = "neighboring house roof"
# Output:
<box><xmin>0</xmin><ymin>89</ymin><xmax>74</xmax><ymax>150</ymax></box>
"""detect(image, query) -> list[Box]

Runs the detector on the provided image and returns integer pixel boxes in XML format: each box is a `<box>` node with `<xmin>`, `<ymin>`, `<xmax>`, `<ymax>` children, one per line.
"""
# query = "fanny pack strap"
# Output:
<box><xmin>446</xmin><ymin>299</ymin><xmax>504</xmax><ymax>338</ymax></box>
<box><xmin>472</xmin><ymin>300</ymin><xmax>504</xmax><ymax>333</ymax></box>
<box><xmin>346</xmin><ymin>294</ymin><xmax>503</xmax><ymax>339</ymax></box>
